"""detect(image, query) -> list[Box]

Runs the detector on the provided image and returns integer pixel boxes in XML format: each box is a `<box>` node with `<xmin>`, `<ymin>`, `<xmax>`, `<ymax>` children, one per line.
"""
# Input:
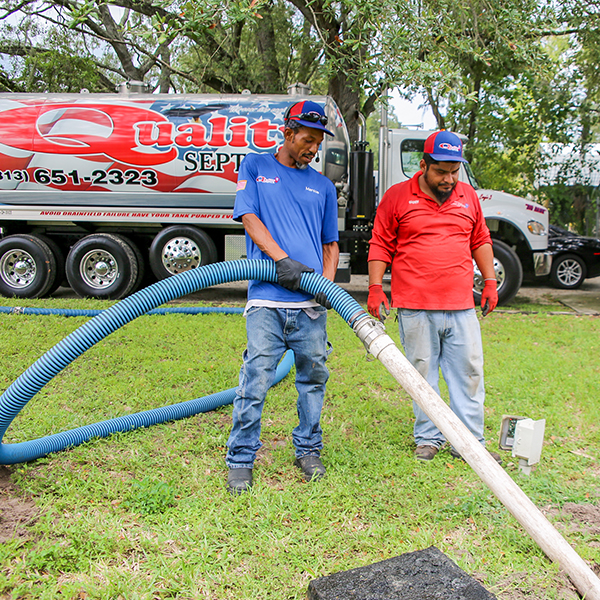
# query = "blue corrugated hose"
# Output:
<box><xmin>0</xmin><ymin>306</ymin><xmax>245</xmax><ymax>317</ymax></box>
<box><xmin>0</xmin><ymin>259</ymin><xmax>367</xmax><ymax>464</ymax></box>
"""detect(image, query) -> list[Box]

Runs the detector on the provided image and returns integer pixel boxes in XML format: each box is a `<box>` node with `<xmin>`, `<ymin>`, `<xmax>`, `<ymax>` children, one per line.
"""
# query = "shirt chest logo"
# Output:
<box><xmin>256</xmin><ymin>176</ymin><xmax>280</xmax><ymax>184</ymax></box>
<box><xmin>450</xmin><ymin>200</ymin><xmax>468</xmax><ymax>209</ymax></box>
<box><xmin>306</xmin><ymin>187</ymin><xmax>320</xmax><ymax>194</ymax></box>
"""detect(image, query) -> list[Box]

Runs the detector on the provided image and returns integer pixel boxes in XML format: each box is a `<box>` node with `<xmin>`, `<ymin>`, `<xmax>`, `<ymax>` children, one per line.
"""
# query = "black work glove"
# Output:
<box><xmin>275</xmin><ymin>257</ymin><xmax>314</xmax><ymax>291</ymax></box>
<box><xmin>314</xmin><ymin>291</ymin><xmax>332</xmax><ymax>310</ymax></box>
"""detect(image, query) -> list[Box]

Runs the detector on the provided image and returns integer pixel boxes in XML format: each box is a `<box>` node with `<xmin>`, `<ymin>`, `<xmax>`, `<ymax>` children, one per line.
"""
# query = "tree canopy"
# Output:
<box><xmin>2</xmin><ymin>0</ymin><xmax>599</xmax><ymax>230</ymax></box>
<box><xmin>0</xmin><ymin>0</ymin><xmax>553</xmax><ymax>133</ymax></box>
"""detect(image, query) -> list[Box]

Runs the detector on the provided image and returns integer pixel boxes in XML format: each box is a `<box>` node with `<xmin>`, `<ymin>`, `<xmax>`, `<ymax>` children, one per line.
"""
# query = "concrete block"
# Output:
<box><xmin>307</xmin><ymin>546</ymin><xmax>497</xmax><ymax>599</ymax></box>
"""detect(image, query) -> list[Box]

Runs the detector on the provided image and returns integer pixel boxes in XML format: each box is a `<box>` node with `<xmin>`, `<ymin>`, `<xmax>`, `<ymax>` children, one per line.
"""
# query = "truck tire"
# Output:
<box><xmin>149</xmin><ymin>226</ymin><xmax>218</xmax><ymax>281</ymax></box>
<box><xmin>65</xmin><ymin>234</ymin><xmax>141</xmax><ymax>299</ymax></box>
<box><xmin>0</xmin><ymin>234</ymin><xmax>58</xmax><ymax>299</ymax></box>
<box><xmin>473</xmin><ymin>239</ymin><xmax>523</xmax><ymax>306</ymax></box>
<box><xmin>36</xmin><ymin>234</ymin><xmax>66</xmax><ymax>295</ymax></box>
<box><xmin>127</xmin><ymin>238</ymin><xmax>146</xmax><ymax>294</ymax></box>
<box><xmin>550</xmin><ymin>253</ymin><xmax>586</xmax><ymax>289</ymax></box>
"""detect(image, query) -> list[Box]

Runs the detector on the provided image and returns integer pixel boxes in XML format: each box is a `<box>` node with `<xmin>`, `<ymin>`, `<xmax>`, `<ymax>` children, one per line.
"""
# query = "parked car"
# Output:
<box><xmin>547</xmin><ymin>225</ymin><xmax>600</xmax><ymax>289</ymax></box>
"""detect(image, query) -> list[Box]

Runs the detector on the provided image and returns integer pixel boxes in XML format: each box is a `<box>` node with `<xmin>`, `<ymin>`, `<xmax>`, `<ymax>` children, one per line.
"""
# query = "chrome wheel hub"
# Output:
<box><xmin>80</xmin><ymin>249</ymin><xmax>119</xmax><ymax>289</ymax></box>
<box><xmin>161</xmin><ymin>237</ymin><xmax>200</xmax><ymax>274</ymax></box>
<box><xmin>0</xmin><ymin>250</ymin><xmax>36</xmax><ymax>289</ymax></box>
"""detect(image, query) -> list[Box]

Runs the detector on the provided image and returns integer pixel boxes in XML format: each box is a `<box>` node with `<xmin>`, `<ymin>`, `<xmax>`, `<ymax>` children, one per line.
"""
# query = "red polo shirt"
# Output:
<box><xmin>368</xmin><ymin>171</ymin><xmax>492</xmax><ymax>310</ymax></box>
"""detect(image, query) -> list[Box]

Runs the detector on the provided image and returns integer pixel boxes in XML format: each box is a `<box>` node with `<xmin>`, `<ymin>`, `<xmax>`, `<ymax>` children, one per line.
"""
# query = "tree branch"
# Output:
<box><xmin>0</xmin><ymin>0</ymin><xmax>37</xmax><ymax>20</ymax></box>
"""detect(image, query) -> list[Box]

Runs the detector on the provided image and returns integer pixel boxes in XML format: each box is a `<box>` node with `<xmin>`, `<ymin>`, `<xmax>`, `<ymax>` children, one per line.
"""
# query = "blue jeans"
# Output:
<box><xmin>398</xmin><ymin>308</ymin><xmax>486</xmax><ymax>449</ymax></box>
<box><xmin>226</xmin><ymin>306</ymin><xmax>330</xmax><ymax>469</ymax></box>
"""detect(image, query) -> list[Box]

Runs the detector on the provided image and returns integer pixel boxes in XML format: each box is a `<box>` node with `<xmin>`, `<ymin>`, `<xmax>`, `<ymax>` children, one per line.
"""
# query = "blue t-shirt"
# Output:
<box><xmin>233</xmin><ymin>153</ymin><xmax>339</xmax><ymax>302</ymax></box>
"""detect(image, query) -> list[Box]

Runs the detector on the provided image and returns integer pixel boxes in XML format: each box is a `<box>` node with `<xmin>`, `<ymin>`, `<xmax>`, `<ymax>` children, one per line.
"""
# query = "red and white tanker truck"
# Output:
<box><xmin>0</xmin><ymin>84</ymin><xmax>551</xmax><ymax>301</ymax></box>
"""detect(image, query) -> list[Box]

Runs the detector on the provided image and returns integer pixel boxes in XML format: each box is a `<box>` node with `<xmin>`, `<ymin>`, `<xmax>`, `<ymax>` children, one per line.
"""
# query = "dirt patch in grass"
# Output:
<box><xmin>256</xmin><ymin>436</ymin><xmax>288</xmax><ymax>466</ymax></box>
<box><xmin>491</xmin><ymin>570</ymin><xmax>580</xmax><ymax>600</ymax></box>
<box><xmin>0</xmin><ymin>466</ymin><xmax>38</xmax><ymax>543</ymax></box>
<box><xmin>543</xmin><ymin>502</ymin><xmax>600</xmax><ymax>538</ymax></box>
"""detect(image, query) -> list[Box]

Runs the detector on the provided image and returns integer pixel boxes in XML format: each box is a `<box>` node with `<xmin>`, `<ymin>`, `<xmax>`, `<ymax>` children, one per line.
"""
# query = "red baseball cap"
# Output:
<box><xmin>423</xmin><ymin>130</ymin><xmax>467</xmax><ymax>162</ymax></box>
<box><xmin>285</xmin><ymin>100</ymin><xmax>334</xmax><ymax>136</ymax></box>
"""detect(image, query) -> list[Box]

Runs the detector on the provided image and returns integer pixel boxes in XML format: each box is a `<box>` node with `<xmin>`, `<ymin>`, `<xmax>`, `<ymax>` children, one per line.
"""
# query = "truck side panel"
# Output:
<box><xmin>0</xmin><ymin>93</ymin><xmax>351</xmax><ymax>300</ymax></box>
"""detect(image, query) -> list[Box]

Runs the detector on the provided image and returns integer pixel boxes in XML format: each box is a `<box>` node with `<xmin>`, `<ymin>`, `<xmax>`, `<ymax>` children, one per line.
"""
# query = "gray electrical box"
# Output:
<box><xmin>499</xmin><ymin>415</ymin><xmax>526</xmax><ymax>450</ymax></box>
<box><xmin>513</xmin><ymin>418</ymin><xmax>546</xmax><ymax>474</ymax></box>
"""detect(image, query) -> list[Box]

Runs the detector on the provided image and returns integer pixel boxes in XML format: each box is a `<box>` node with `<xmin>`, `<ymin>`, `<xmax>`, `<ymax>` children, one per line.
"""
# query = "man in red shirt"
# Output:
<box><xmin>367</xmin><ymin>130</ymin><xmax>500</xmax><ymax>462</ymax></box>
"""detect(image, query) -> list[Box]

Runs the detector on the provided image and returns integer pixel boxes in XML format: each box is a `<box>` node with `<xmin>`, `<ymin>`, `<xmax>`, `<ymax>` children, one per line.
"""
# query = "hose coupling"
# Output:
<box><xmin>353</xmin><ymin>316</ymin><xmax>395</xmax><ymax>358</ymax></box>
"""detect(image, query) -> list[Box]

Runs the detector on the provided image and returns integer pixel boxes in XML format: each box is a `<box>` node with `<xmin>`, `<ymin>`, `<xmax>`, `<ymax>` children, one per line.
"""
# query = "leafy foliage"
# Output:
<box><xmin>122</xmin><ymin>477</ymin><xmax>178</xmax><ymax>515</ymax></box>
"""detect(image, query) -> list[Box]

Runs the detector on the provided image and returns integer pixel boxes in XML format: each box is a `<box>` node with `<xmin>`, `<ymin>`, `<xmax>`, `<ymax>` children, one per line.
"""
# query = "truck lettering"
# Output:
<box><xmin>200</xmin><ymin>153</ymin><xmax>215</xmax><ymax>171</ymax></box>
<box><xmin>229</xmin><ymin>117</ymin><xmax>249</xmax><ymax>147</ymax></box>
<box><xmin>174</xmin><ymin>123</ymin><xmax>208</xmax><ymax>147</ymax></box>
<box><xmin>207</xmin><ymin>116</ymin><xmax>227</xmax><ymax>147</ymax></box>
<box><xmin>250</xmin><ymin>120</ymin><xmax>280</xmax><ymax>148</ymax></box>
<box><xmin>216</xmin><ymin>153</ymin><xmax>230</xmax><ymax>171</ymax></box>
<box><xmin>31</xmin><ymin>168</ymin><xmax>158</xmax><ymax>188</ymax></box>
<box><xmin>525</xmin><ymin>203</ymin><xmax>546</xmax><ymax>213</ymax></box>
<box><xmin>231</xmin><ymin>153</ymin><xmax>245</xmax><ymax>170</ymax></box>
<box><xmin>0</xmin><ymin>102</ymin><xmax>285</xmax><ymax>182</ymax></box>
<box><xmin>134</xmin><ymin>121</ymin><xmax>175</xmax><ymax>147</ymax></box>
<box><xmin>0</xmin><ymin>169</ymin><xmax>29</xmax><ymax>183</ymax></box>
<box><xmin>0</xmin><ymin>103</ymin><xmax>178</xmax><ymax>166</ymax></box>
<box><xmin>184</xmin><ymin>151</ymin><xmax>198</xmax><ymax>172</ymax></box>
<box><xmin>183</xmin><ymin>151</ymin><xmax>245</xmax><ymax>173</ymax></box>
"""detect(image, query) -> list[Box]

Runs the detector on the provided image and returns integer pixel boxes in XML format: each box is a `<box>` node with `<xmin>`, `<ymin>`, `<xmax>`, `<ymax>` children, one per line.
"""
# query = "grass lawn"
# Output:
<box><xmin>0</xmin><ymin>292</ymin><xmax>599</xmax><ymax>599</ymax></box>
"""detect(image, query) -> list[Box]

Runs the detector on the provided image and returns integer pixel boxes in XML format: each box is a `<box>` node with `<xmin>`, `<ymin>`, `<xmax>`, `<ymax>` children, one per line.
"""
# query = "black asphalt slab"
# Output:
<box><xmin>307</xmin><ymin>546</ymin><xmax>497</xmax><ymax>600</ymax></box>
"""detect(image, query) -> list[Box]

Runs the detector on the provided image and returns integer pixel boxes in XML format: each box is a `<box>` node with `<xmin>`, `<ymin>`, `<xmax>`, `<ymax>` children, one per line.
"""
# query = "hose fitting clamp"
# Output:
<box><xmin>353</xmin><ymin>316</ymin><xmax>388</xmax><ymax>353</ymax></box>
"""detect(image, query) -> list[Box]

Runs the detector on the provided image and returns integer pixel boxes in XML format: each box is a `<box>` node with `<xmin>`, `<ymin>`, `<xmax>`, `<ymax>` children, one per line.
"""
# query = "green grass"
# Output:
<box><xmin>0</xmin><ymin>295</ymin><xmax>599</xmax><ymax>599</ymax></box>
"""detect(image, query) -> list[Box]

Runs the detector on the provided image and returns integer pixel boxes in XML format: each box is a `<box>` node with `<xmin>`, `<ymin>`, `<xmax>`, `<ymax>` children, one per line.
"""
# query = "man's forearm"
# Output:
<box><xmin>472</xmin><ymin>243</ymin><xmax>495</xmax><ymax>280</ymax></box>
<box><xmin>322</xmin><ymin>242</ymin><xmax>339</xmax><ymax>281</ymax></box>
<box><xmin>241</xmin><ymin>213</ymin><xmax>287</xmax><ymax>262</ymax></box>
<box><xmin>368</xmin><ymin>260</ymin><xmax>389</xmax><ymax>286</ymax></box>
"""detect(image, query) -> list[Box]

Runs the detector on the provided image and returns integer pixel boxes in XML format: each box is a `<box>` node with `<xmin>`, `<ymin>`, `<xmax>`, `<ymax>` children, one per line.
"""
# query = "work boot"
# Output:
<box><xmin>227</xmin><ymin>468</ymin><xmax>253</xmax><ymax>495</ymax></box>
<box><xmin>294</xmin><ymin>455</ymin><xmax>326</xmax><ymax>481</ymax></box>
<box><xmin>450</xmin><ymin>448</ymin><xmax>503</xmax><ymax>465</ymax></box>
<box><xmin>415</xmin><ymin>445</ymin><xmax>439</xmax><ymax>460</ymax></box>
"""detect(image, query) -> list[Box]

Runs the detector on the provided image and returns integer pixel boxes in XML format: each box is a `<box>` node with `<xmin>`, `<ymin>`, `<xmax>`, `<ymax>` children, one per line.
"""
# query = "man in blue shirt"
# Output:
<box><xmin>225</xmin><ymin>100</ymin><xmax>340</xmax><ymax>494</ymax></box>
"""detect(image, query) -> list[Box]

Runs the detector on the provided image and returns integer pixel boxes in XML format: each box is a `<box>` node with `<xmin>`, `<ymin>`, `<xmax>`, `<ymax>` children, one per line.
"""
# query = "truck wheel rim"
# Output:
<box><xmin>556</xmin><ymin>259</ymin><xmax>582</xmax><ymax>286</ymax></box>
<box><xmin>161</xmin><ymin>237</ymin><xmax>200</xmax><ymax>274</ymax></box>
<box><xmin>473</xmin><ymin>257</ymin><xmax>506</xmax><ymax>293</ymax></box>
<box><xmin>79</xmin><ymin>249</ymin><xmax>119</xmax><ymax>290</ymax></box>
<box><xmin>0</xmin><ymin>250</ymin><xmax>37</xmax><ymax>289</ymax></box>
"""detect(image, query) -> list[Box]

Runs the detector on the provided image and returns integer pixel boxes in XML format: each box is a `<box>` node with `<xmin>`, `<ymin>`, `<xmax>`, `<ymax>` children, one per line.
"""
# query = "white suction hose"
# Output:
<box><xmin>354</xmin><ymin>317</ymin><xmax>600</xmax><ymax>600</ymax></box>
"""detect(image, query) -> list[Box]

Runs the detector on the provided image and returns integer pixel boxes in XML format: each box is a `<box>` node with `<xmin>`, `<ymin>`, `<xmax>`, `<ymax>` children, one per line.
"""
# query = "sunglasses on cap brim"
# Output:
<box><xmin>287</xmin><ymin>111</ymin><xmax>328</xmax><ymax>126</ymax></box>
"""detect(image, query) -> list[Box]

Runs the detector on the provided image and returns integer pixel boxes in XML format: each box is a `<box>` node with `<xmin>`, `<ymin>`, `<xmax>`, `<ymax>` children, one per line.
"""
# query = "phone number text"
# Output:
<box><xmin>0</xmin><ymin>168</ymin><xmax>158</xmax><ymax>186</ymax></box>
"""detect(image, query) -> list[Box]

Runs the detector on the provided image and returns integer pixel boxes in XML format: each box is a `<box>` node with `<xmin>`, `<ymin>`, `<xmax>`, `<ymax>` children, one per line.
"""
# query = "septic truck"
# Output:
<box><xmin>0</xmin><ymin>85</ymin><xmax>551</xmax><ymax>301</ymax></box>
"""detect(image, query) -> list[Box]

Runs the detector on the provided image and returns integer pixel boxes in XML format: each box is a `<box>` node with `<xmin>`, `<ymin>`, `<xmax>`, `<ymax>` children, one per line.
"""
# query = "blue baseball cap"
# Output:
<box><xmin>423</xmin><ymin>130</ymin><xmax>467</xmax><ymax>162</ymax></box>
<box><xmin>285</xmin><ymin>100</ymin><xmax>334</xmax><ymax>136</ymax></box>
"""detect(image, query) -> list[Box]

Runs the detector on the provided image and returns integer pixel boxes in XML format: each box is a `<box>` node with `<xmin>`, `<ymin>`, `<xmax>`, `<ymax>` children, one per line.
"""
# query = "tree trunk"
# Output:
<box><xmin>297</xmin><ymin>19</ymin><xmax>320</xmax><ymax>87</ymax></box>
<box><xmin>464</xmin><ymin>68</ymin><xmax>482</xmax><ymax>162</ymax></box>
<box><xmin>97</xmin><ymin>4</ymin><xmax>143</xmax><ymax>82</ymax></box>
<box><xmin>256</xmin><ymin>1</ymin><xmax>282</xmax><ymax>93</ymax></box>
<box><xmin>159</xmin><ymin>45</ymin><xmax>171</xmax><ymax>93</ymax></box>
<box><xmin>328</xmin><ymin>68</ymin><xmax>361</xmax><ymax>144</ymax></box>
<box><xmin>425</xmin><ymin>88</ymin><xmax>446</xmax><ymax>130</ymax></box>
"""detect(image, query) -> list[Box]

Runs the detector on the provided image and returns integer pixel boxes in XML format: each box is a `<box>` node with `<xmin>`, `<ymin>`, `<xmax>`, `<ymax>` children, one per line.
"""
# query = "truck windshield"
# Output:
<box><xmin>463</xmin><ymin>161</ymin><xmax>480</xmax><ymax>190</ymax></box>
<box><xmin>400</xmin><ymin>139</ymin><xmax>424</xmax><ymax>178</ymax></box>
